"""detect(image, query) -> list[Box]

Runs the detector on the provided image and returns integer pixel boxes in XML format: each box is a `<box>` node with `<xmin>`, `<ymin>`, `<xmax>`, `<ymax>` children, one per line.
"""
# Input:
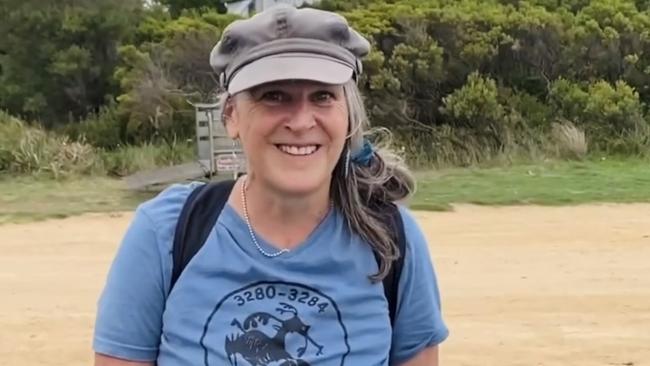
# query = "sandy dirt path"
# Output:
<box><xmin>1</xmin><ymin>204</ymin><xmax>649</xmax><ymax>365</ymax></box>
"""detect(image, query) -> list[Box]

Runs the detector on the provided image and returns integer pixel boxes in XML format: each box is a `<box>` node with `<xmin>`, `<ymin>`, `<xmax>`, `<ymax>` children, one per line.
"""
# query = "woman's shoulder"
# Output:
<box><xmin>390</xmin><ymin>205</ymin><xmax>436</xmax><ymax>265</ymax></box>
<box><xmin>390</xmin><ymin>204</ymin><xmax>450</xmax><ymax>361</ymax></box>
<box><xmin>135</xmin><ymin>181</ymin><xmax>205</xmax><ymax>236</ymax></box>
<box><xmin>393</xmin><ymin>204</ymin><xmax>436</xmax><ymax>258</ymax></box>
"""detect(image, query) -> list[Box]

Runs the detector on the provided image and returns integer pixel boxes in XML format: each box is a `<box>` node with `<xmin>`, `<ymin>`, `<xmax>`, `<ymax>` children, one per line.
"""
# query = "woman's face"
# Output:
<box><xmin>225</xmin><ymin>80</ymin><xmax>349</xmax><ymax>196</ymax></box>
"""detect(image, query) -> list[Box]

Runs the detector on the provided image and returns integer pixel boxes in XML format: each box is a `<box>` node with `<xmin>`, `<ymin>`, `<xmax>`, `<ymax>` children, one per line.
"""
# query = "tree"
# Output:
<box><xmin>157</xmin><ymin>0</ymin><xmax>227</xmax><ymax>17</ymax></box>
<box><xmin>113</xmin><ymin>11</ymin><xmax>236</xmax><ymax>144</ymax></box>
<box><xmin>0</xmin><ymin>0</ymin><xmax>144</xmax><ymax>126</ymax></box>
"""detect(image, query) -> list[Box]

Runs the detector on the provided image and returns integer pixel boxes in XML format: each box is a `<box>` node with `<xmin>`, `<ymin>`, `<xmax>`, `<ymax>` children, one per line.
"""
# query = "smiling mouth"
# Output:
<box><xmin>275</xmin><ymin>144</ymin><xmax>321</xmax><ymax>156</ymax></box>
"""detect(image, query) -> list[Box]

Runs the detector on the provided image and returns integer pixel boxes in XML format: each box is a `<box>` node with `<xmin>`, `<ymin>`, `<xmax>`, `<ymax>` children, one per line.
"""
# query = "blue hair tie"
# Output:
<box><xmin>351</xmin><ymin>139</ymin><xmax>375</xmax><ymax>167</ymax></box>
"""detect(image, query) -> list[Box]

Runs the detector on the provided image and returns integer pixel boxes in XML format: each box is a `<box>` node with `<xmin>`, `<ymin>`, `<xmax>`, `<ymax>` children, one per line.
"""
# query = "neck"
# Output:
<box><xmin>237</xmin><ymin>174</ymin><xmax>332</xmax><ymax>249</ymax></box>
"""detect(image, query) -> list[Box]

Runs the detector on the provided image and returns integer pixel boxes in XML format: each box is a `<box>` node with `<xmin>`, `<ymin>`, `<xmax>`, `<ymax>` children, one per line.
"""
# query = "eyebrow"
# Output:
<box><xmin>255</xmin><ymin>80</ymin><xmax>340</xmax><ymax>89</ymax></box>
<box><xmin>248</xmin><ymin>84</ymin><xmax>342</xmax><ymax>98</ymax></box>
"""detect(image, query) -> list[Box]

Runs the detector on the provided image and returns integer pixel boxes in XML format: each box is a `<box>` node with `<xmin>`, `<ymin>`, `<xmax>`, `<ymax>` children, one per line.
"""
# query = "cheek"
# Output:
<box><xmin>234</xmin><ymin>105</ymin><xmax>274</xmax><ymax>142</ymax></box>
<box><xmin>326</xmin><ymin>106</ymin><xmax>350</xmax><ymax>145</ymax></box>
<box><xmin>322</xmin><ymin>103</ymin><xmax>349</xmax><ymax>133</ymax></box>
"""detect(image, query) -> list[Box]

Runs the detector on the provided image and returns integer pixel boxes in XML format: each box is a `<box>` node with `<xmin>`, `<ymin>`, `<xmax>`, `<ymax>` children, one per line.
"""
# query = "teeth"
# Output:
<box><xmin>278</xmin><ymin>145</ymin><xmax>318</xmax><ymax>156</ymax></box>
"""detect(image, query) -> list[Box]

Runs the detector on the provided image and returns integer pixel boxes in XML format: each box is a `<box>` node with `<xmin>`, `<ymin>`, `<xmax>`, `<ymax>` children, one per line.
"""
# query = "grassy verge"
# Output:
<box><xmin>2</xmin><ymin>157</ymin><xmax>650</xmax><ymax>224</ymax></box>
<box><xmin>410</xmin><ymin>157</ymin><xmax>650</xmax><ymax>210</ymax></box>
<box><xmin>0</xmin><ymin>175</ymin><xmax>155</xmax><ymax>224</ymax></box>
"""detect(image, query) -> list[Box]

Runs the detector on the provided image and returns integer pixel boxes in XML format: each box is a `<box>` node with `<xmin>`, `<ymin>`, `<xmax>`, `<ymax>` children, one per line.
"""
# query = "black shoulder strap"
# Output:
<box><xmin>170</xmin><ymin>179</ymin><xmax>236</xmax><ymax>291</ymax></box>
<box><xmin>376</xmin><ymin>203</ymin><xmax>407</xmax><ymax>327</ymax></box>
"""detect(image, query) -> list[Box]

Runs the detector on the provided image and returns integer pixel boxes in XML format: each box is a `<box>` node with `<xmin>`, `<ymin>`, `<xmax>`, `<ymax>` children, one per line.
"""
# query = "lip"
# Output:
<box><xmin>273</xmin><ymin>142</ymin><xmax>322</xmax><ymax>147</ymax></box>
<box><xmin>274</xmin><ymin>143</ymin><xmax>322</xmax><ymax>157</ymax></box>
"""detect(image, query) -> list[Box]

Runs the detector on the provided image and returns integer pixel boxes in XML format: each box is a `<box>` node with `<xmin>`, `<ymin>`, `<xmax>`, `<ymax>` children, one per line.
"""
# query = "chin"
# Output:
<box><xmin>268</xmin><ymin>171</ymin><xmax>331</xmax><ymax>196</ymax></box>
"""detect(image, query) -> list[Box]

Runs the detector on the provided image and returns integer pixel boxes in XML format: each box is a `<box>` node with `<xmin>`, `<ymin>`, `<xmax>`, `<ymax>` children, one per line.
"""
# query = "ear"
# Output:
<box><xmin>222</xmin><ymin>96</ymin><xmax>239</xmax><ymax>139</ymax></box>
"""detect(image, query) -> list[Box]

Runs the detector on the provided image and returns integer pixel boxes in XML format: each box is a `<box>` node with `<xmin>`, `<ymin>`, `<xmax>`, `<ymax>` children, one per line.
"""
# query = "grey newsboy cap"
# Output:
<box><xmin>209</xmin><ymin>4</ymin><xmax>371</xmax><ymax>94</ymax></box>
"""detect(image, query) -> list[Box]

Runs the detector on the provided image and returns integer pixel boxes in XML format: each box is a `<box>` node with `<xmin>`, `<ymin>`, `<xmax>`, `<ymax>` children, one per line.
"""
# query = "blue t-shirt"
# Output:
<box><xmin>93</xmin><ymin>182</ymin><xmax>449</xmax><ymax>365</ymax></box>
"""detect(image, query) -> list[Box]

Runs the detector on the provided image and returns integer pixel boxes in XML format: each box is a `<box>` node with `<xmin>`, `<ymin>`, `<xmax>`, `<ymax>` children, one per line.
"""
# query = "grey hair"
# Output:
<box><xmin>332</xmin><ymin>80</ymin><xmax>415</xmax><ymax>282</ymax></box>
<box><xmin>218</xmin><ymin>81</ymin><xmax>415</xmax><ymax>282</ymax></box>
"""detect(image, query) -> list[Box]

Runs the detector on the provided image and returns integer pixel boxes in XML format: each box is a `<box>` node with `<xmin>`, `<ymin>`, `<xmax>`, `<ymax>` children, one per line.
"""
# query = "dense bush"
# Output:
<box><xmin>550</xmin><ymin>78</ymin><xmax>650</xmax><ymax>153</ymax></box>
<box><xmin>99</xmin><ymin>139</ymin><xmax>195</xmax><ymax>177</ymax></box>
<box><xmin>339</xmin><ymin>0</ymin><xmax>650</xmax><ymax>163</ymax></box>
<box><xmin>0</xmin><ymin>111</ymin><xmax>100</xmax><ymax>178</ymax></box>
<box><xmin>2</xmin><ymin>0</ymin><xmax>650</xmax><ymax>168</ymax></box>
<box><xmin>1</xmin><ymin>111</ymin><xmax>194</xmax><ymax>178</ymax></box>
<box><xmin>60</xmin><ymin>104</ymin><xmax>125</xmax><ymax>150</ymax></box>
<box><xmin>0</xmin><ymin>0</ymin><xmax>144</xmax><ymax>126</ymax></box>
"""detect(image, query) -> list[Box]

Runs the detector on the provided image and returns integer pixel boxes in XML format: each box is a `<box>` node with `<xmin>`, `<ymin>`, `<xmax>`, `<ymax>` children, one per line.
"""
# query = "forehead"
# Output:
<box><xmin>249</xmin><ymin>79</ymin><xmax>344</xmax><ymax>92</ymax></box>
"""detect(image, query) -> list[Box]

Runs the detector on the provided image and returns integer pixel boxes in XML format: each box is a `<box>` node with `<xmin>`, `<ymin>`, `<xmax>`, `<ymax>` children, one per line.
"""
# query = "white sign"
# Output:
<box><xmin>215</xmin><ymin>153</ymin><xmax>245</xmax><ymax>173</ymax></box>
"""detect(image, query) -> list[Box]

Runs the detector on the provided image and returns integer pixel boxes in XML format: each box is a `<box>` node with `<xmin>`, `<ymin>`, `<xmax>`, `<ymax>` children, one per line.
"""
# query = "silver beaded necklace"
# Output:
<box><xmin>240</xmin><ymin>178</ymin><xmax>290</xmax><ymax>258</ymax></box>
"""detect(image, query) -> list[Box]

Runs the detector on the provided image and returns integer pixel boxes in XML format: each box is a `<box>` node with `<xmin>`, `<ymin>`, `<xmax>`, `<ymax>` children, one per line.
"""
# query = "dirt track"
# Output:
<box><xmin>1</xmin><ymin>204</ymin><xmax>649</xmax><ymax>366</ymax></box>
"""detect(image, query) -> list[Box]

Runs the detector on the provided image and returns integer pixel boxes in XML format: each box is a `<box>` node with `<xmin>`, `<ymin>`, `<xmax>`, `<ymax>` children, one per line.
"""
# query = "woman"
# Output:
<box><xmin>94</xmin><ymin>5</ymin><xmax>448</xmax><ymax>366</ymax></box>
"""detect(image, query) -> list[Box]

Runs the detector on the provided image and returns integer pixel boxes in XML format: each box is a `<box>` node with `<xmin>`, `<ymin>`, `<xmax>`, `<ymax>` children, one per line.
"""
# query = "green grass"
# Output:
<box><xmin>411</xmin><ymin>157</ymin><xmax>650</xmax><ymax>210</ymax></box>
<box><xmin>2</xmin><ymin>157</ymin><xmax>650</xmax><ymax>224</ymax></box>
<box><xmin>0</xmin><ymin>175</ymin><xmax>154</xmax><ymax>224</ymax></box>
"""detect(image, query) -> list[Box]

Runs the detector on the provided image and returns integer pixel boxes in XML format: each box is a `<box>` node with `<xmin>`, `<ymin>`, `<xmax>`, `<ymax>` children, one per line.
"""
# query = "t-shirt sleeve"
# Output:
<box><xmin>92</xmin><ymin>207</ymin><xmax>167</xmax><ymax>361</ymax></box>
<box><xmin>93</xmin><ymin>183</ymin><xmax>197</xmax><ymax>361</ymax></box>
<box><xmin>390</xmin><ymin>206</ymin><xmax>449</xmax><ymax>364</ymax></box>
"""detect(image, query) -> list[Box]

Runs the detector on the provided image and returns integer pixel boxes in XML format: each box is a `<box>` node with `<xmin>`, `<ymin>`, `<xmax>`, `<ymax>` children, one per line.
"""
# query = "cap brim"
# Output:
<box><xmin>227</xmin><ymin>54</ymin><xmax>354</xmax><ymax>94</ymax></box>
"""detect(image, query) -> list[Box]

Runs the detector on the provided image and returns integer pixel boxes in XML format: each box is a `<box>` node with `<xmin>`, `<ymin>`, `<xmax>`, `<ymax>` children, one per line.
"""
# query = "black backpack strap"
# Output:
<box><xmin>170</xmin><ymin>179</ymin><xmax>236</xmax><ymax>292</ymax></box>
<box><xmin>376</xmin><ymin>203</ymin><xmax>407</xmax><ymax>327</ymax></box>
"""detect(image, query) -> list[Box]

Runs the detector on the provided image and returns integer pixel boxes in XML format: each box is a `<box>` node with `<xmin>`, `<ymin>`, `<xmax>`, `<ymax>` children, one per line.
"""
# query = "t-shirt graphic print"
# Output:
<box><xmin>203</xmin><ymin>281</ymin><xmax>349</xmax><ymax>366</ymax></box>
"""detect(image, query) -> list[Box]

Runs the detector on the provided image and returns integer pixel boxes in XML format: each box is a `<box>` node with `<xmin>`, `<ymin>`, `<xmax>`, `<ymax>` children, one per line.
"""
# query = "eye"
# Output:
<box><xmin>259</xmin><ymin>90</ymin><xmax>288</xmax><ymax>104</ymax></box>
<box><xmin>312</xmin><ymin>91</ymin><xmax>336</xmax><ymax>104</ymax></box>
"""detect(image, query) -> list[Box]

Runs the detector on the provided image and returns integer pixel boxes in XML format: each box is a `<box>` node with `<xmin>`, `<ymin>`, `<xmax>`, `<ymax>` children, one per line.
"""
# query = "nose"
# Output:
<box><xmin>285</xmin><ymin>99</ymin><xmax>316</xmax><ymax>132</ymax></box>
